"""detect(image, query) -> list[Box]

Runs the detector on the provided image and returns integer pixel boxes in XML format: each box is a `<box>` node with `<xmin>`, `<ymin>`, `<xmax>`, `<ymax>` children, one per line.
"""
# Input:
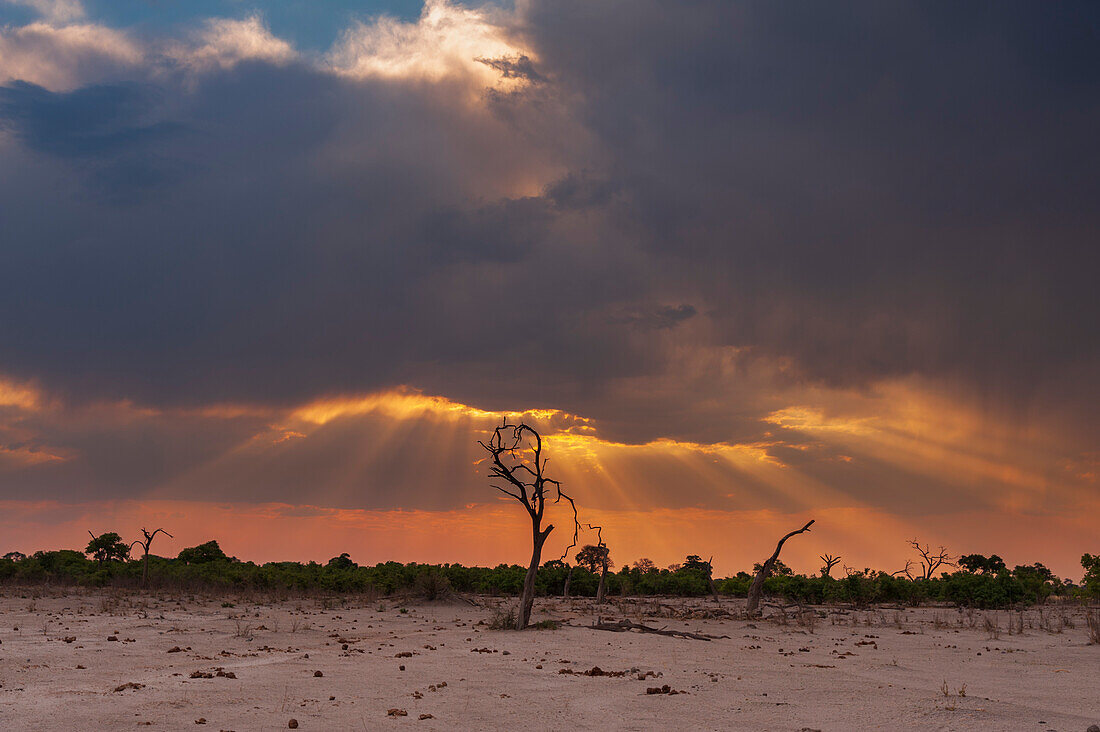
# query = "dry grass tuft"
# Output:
<box><xmin>1086</xmin><ymin>610</ymin><xmax>1100</xmax><ymax>645</ymax></box>
<box><xmin>488</xmin><ymin>606</ymin><xmax>517</xmax><ymax>630</ymax></box>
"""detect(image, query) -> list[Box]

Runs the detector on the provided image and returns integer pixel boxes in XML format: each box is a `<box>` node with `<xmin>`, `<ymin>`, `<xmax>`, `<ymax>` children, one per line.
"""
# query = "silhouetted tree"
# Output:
<box><xmin>1081</xmin><ymin>553</ymin><xmax>1100</xmax><ymax>598</ymax></box>
<box><xmin>575</xmin><ymin>544</ymin><xmax>610</xmax><ymax>573</ymax></box>
<box><xmin>820</xmin><ymin>554</ymin><xmax>841</xmax><ymax>577</ymax></box>
<box><xmin>685</xmin><ymin>554</ymin><xmax>721</xmax><ymax>602</ymax></box>
<box><xmin>752</xmin><ymin>558</ymin><xmax>793</xmax><ymax>576</ymax></box>
<box><xmin>85</xmin><ymin>531</ymin><xmax>130</xmax><ymax>564</ymax></box>
<box><xmin>129</xmin><ymin>527</ymin><xmax>172</xmax><ymax>588</ymax></box>
<box><xmin>958</xmin><ymin>553</ymin><xmax>1005</xmax><ymax>575</ymax></box>
<box><xmin>746</xmin><ymin>520</ymin><xmax>814</xmax><ymax>615</ymax></box>
<box><xmin>177</xmin><ymin>540</ymin><xmax>229</xmax><ymax>564</ymax></box>
<box><xmin>2</xmin><ymin>551</ymin><xmax>26</xmax><ymax>562</ymax></box>
<box><xmin>327</xmin><ymin>553</ymin><xmax>356</xmax><ymax>569</ymax></box>
<box><xmin>580</xmin><ymin>525</ymin><xmax>612</xmax><ymax>604</ymax></box>
<box><xmin>632</xmin><ymin>558</ymin><xmax>656</xmax><ymax>573</ymax></box>
<box><xmin>683</xmin><ymin>555</ymin><xmax>708</xmax><ymax>571</ymax></box>
<box><xmin>480</xmin><ymin>421</ymin><xmax>579</xmax><ymax>629</ymax></box>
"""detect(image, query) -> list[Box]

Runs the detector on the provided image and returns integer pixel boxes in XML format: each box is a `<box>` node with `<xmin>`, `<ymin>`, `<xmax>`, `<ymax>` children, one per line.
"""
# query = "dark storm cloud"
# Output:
<box><xmin>0</xmin><ymin>0</ymin><xmax>1097</xmax><ymax>458</ymax></box>
<box><xmin>0</xmin><ymin>58</ymin><xmax>641</xmax><ymax>412</ymax></box>
<box><xmin>523</xmin><ymin>1</ymin><xmax>1100</xmax><ymax>405</ymax></box>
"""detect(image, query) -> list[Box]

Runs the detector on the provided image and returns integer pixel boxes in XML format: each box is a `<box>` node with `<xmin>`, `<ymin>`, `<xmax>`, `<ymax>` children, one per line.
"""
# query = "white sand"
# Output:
<box><xmin>1</xmin><ymin>590</ymin><xmax>1097</xmax><ymax>731</ymax></box>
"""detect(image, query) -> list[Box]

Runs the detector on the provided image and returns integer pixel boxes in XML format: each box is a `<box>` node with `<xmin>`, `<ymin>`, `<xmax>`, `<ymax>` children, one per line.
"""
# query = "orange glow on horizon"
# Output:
<box><xmin>0</xmin><ymin>499</ymin><xmax>1095</xmax><ymax>582</ymax></box>
<box><xmin>2</xmin><ymin>376</ymin><xmax>1095</xmax><ymax>582</ymax></box>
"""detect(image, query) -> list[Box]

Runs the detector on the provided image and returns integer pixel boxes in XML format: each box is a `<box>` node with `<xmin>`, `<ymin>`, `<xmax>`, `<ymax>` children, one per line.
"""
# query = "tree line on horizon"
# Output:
<box><xmin>2</xmin><ymin>533</ymin><xmax>1098</xmax><ymax>610</ymax></box>
<box><xmin>3</xmin><ymin>421</ymin><xmax>1097</xmax><ymax>617</ymax></box>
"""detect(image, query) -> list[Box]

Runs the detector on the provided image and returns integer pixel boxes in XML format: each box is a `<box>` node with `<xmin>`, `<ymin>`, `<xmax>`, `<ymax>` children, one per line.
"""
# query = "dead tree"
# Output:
<box><xmin>563</xmin><ymin>564</ymin><xmax>574</xmax><ymax>598</ymax></box>
<box><xmin>745</xmin><ymin>519</ymin><xmax>814</xmax><ymax>615</ymax></box>
<box><xmin>480</xmin><ymin>421</ymin><xmax>579</xmax><ymax>629</ymax></box>
<box><xmin>820</xmin><ymin>553</ymin><xmax>841</xmax><ymax>578</ymax></box>
<box><xmin>907</xmin><ymin>538</ymin><xmax>955</xmax><ymax>580</ymax></box>
<box><xmin>130</xmin><ymin>528</ymin><xmax>172</xmax><ymax>589</ymax></box>
<box><xmin>584</xmin><ymin>524</ymin><xmax>611</xmax><ymax>604</ymax></box>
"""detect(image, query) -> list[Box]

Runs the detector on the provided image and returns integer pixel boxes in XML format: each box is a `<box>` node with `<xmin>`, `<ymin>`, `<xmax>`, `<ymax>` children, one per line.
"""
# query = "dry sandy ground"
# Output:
<box><xmin>1</xmin><ymin>589</ymin><xmax>1097</xmax><ymax>731</ymax></box>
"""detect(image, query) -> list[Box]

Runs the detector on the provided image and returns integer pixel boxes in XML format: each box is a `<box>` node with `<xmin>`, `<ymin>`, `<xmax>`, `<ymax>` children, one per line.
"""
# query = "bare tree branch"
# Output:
<box><xmin>820</xmin><ymin>553</ymin><xmax>841</xmax><ymax>578</ymax></box>
<box><xmin>820</xmin><ymin>553</ymin><xmax>841</xmax><ymax>577</ymax></box>
<box><xmin>907</xmin><ymin>538</ymin><xmax>955</xmax><ymax>580</ymax></box>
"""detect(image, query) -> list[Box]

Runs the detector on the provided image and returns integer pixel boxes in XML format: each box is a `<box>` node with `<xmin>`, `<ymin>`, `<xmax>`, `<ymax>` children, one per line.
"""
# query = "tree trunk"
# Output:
<box><xmin>745</xmin><ymin>560</ymin><xmax>773</xmax><ymax>615</ymax></box>
<box><xmin>707</xmin><ymin>555</ymin><xmax>720</xmax><ymax>603</ymax></box>
<box><xmin>595</xmin><ymin>562</ymin><xmax>608</xmax><ymax>604</ymax></box>
<box><xmin>517</xmin><ymin>524</ymin><xmax>551</xmax><ymax>630</ymax></box>
<box><xmin>142</xmin><ymin>551</ymin><xmax>150</xmax><ymax>589</ymax></box>
<box><xmin>746</xmin><ymin>520</ymin><xmax>815</xmax><ymax>615</ymax></box>
<box><xmin>563</xmin><ymin>566</ymin><xmax>573</xmax><ymax>598</ymax></box>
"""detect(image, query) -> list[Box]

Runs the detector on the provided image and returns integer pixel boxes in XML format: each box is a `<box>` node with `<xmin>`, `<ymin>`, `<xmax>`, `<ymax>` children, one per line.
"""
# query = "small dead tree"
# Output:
<box><xmin>584</xmin><ymin>524</ymin><xmax>611</xmax><ymax>604</ymax></box>
<box><xmin>481</xmin><ymin>421</ymin><xmax>579</xmax><ymax>630</ymax></box>
<box><xmin>745</xmin><ymin>519</ymin><xmax>815</xmax><ymax>615</ymax></box>
<box><xmin>820</xmin><ymin>553</ymin><xmax>841</xmax><ymax>578</ymax></box>
<box><xmin>130</xmin><ymin>528</ymin><xmax>172</xmax><ymax>589</ymax></box>
<box><xmin>907</xmin><ymin>538</ymin><xmax>955</xmax><ymax>580</ymax></box>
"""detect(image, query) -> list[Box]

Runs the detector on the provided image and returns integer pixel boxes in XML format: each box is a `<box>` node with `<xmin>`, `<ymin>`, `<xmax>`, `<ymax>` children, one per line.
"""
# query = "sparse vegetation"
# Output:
<box><xmin>0</xmin><ymin>546</ymin><xmax>1093</xmax><ymax>608</ymax></box>
<box><xmin>413</xmin><ymin>570</ymin><xmax>452</xmax><ymax>601</ymax></box>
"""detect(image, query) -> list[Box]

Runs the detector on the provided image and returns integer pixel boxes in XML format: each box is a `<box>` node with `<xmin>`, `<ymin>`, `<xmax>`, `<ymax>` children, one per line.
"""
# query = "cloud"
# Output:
<box><xmin>167</xmin><ymin>16</ymin><xmax>296</xmax><ymax>71</ymax></box>
<box><xmin>0</xmin><ymin>1</ymin><xmax>1096</xmax><ymax>546</ymax></box>
<box><xmin>0</xmin><ymin>22</ymin><xmax>142</xmax><ymax>91</ymax></box>
<box><xmin>0</xmin><ymin>376</ymin><xmax>45</xmax><ymax>411</ymax></box>
<box><xmin>329</xmin><ymin>0</ymin><xmax>532</xmax><ymax>89</ymax></box>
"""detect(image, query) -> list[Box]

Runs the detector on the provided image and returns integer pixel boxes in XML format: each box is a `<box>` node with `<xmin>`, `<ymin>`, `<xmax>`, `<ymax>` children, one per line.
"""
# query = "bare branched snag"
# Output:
<box><xmin>907</xmin><ymin>538</ymin><xmax>955</xmax><ymax>580</ymax></box>
<box><xmin>745</xmin><ymin>519</ymin><xmax>814</xmax><ymax>615</ymax></box>
<box><xmin>581</xmin><ymin>525</ymin><xmax>611</xmax><ymax>604</ymax></box>
<box><xmin>130</xmin><ymin>528</ymin><xmax>173</xmax><ymax>589</ymax></box>
<box><xmin>480</xmin><ymin>421</ymin><xmax>579</xmax><ymax>629</ymax></box>
<box><xmin>820</xmin><ymin>553</ymin><xmax>841</xmax><ymax>578</ymax></box>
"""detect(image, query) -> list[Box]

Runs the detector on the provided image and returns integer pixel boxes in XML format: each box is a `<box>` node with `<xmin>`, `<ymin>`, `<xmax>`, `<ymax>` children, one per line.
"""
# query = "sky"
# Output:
<box><xmin>0</xmin><ymin>0</ymin><xmax>1097</xmax><ymax>578</ymax></box>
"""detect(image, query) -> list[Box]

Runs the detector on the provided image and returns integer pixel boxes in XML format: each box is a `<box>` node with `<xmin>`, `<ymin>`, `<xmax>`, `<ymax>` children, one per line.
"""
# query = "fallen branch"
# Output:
<box><xmin>762</xmin><ymin>602</ymin><xmax>803</xmax><ymax>611</ymax></box>
<box><xmin>453</xmin><ymin>593</ymin><xmax>480</xmax><ymax>607</ymax></box>
<box><xmin>589</xmin><ymin>619</ymin><xmax>728</xmax><ymax>641</ymax></box>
